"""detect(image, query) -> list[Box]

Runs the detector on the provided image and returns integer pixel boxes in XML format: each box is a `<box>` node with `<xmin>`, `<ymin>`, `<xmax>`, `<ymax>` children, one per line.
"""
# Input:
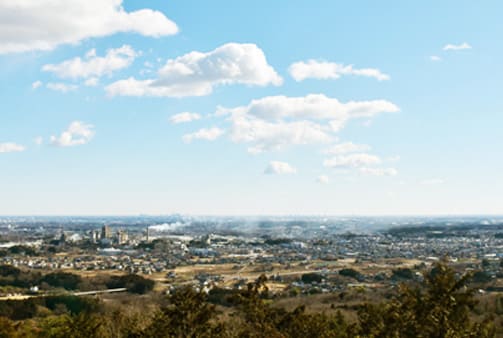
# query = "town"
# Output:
<box><xmin>1</xmin><ymin>216</ymin><xmax>502</xmax><ymax>298</ymax></box>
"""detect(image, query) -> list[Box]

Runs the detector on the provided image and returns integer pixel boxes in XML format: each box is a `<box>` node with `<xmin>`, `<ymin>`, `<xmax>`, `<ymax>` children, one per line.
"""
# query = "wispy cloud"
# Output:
<box><xmin>46</xmin><ymin>82</ymin><xmax>78</xmax><ymax>93</ymax></box>
<box><xmin>264</xmin><ymin>161</ymin><xmax>297</xmax><ymax>175</ymax></box>
<box><xmin>289</xmin><ymin>60</ymin><xmax>390</xmax><ymax>81</ymax></box>
<box><xmin>182</xmin><ymin>127</ymin><xmax>224</xmax><ymax>143</ymax></box>
<box><xmin>170</xmin><ymin>112</ymin><xmax>202</xmax><ymax>124</ymax></box>
<box><xmin>443</xmin><ymin>42</ymin><xmax>471</xmax><ymax>51</ymax></box>
<box><xmin>0</xmin><ymin>142</ymin><xmax>26</xmax><ymax>153</ymax></box>
<box><xmin>31</xmin><ymin>80</ymin><xmax>43</xmax><ymax>89</ymax></box>
<box><xmin>43</xmin><ymin>45</ymin><xmax>137</xmax><ymax>79</ymax></box>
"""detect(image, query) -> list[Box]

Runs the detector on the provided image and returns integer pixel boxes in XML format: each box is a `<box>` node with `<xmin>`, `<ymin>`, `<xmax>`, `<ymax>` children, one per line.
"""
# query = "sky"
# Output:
<box><xmin>0</xmin><ymin>0</ymin><xmax>502</xmax><ymax>216</ymax></box>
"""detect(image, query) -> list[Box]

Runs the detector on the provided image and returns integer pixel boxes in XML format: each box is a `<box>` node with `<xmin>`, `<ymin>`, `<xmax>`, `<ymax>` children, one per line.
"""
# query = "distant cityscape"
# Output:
<box><xmin>1</xmin><ymin>215</ymin><xmax>502</xmax><ymax>298</ymax></box>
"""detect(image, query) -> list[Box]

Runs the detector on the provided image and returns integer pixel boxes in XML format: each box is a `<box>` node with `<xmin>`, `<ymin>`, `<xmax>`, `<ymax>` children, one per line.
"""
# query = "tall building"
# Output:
<box><xmin>117</xmin><ymin>230</ymin><xmax>128</xmax><ymax>245</ymax></box>
<box><xmin>90</xmin><ymin>230</ymin><xmax>100</xmax><ymax>243</ymax></box>
<box><xmin>101</xmin><ymin>225</ymin><xmax>111</xmax><ymax>239</ymax></box>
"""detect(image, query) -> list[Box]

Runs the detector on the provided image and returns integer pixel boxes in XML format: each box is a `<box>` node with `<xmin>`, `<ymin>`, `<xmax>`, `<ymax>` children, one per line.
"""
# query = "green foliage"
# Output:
<box><xmin>41</xmin><ymin>272</ymin><xmax>82</xmax><ymax>290</ymax></box>
<box><xmin>0</xmin><ymin>298</ymin><xmax>38</xmax><ymax>320</ymax></box>
<box><xmin>0</xmin><ymin>316</ymin><xmax>19</xmax><ymax>338</ymax></box>
<box><xmin>391</xmin><ymin>267</ymin><xmax>415</xmax><ymax>281</ymax></box>
<box><xmin>0</xmin><ymin>265</ymin><xmax>41</xmax><ymax>289</ymax></box>
<box><xmin>106</xmin><ymin>274</ymin><xmax>154</xmax><ymax>294</ymax></box>
<box><xmin>0</xmin><ymin>296</ymin><xmax>99</xmax><ymax>320</ymax></box>
<box><xmin>301</xmin><ymin>272</ymin><xmax>323</xmax><ymax>284</ymax></box>
<box><xmin>339</xmin><ymin>268</ymin><xmax>362</xmax><ymax>280</ymax></box>
<box><xmin>144</xmin><ymin>286</ymin><xmax>224</xmax><ymax>338</ymax></box>
<box><xmin>233</xmin><ymin>274</ymin><xmax>354</xmax><ymax>337</ymax></box>
<box><xmin>44</xmin><ymin>296</ymin><xmax>100</xmax><ymax>315</ymax></box>
<box><xmin>0</xmin><ymin>265</ymin><xmax>22</xmax><ymax>277</ymax></box>
<box><xmin>472</xmin><ymin>271</ymin><xmax>492</xmax><ymax>284</ymax></box>
<box><xmin>38</xmin><ymin>313</ymin><xmax>106</xmax><ymax>338</ymax></box>
<box><xmin>356</xmin><ymin>262</ymin><xmax>495</xmax><ymax>337</ymax></box>
<box><xmin>0</xmin><ymin>262</ymin><xmax>498</xmax><ymax>337</ymax></box>
<box><xmin>7</xmin><ymin>245</ymin><xmax>38</xmax><ymax>256</ymax></box>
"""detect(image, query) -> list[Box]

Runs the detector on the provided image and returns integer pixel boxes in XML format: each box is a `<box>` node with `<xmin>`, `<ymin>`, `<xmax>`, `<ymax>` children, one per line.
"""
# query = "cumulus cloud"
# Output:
<box><xmin>0</xmin><ymin>0</ymin><xmax>178</xmax><ymax>54</ymax></box>
<box><xmin>323</xmin><ymin>142</ymin><xmax>371</xmax><ymax>155</ymax></box>
<box><xmin>219</xmin><ymin>94</ymin><xmax>399</xmax><ymax>121</ymax></box>
<box><xmin>264</xmin><ymin>161</ymin><xmax>297</xmax><ymax>175</ymax></box>
<box><xmin>50</xmin><ymin>121</ymin><xmax>95</xmax><ymax>147</ymax></box>
<box><xmin>169</xmin><ymin>112</ymin><xmax>202</xmax><ymax>124</ymax></box>
<box><xmin>213</xmin><ymin>94</ymin><xmax>397</xmax><ymax>152</ymax></box>
<box><xmin>359</xmin><ymin>167</ymin><xmax>398</xmax><ymax>176</ymax></box>
<box><xmin>323</xmin><ymin>153</ymin><xmax>381</xmax><ymax>168</ymax></box>
<box><xmin>430</xmin><ymin>55</ymin><xmax>442</xmax><ymax>62</ymax></box>
<box><xmin>42</xmin><ymin>45</ymin><xmax>137</xmax><ymax>79</ymax></box>
<box><xmin>34</xmin><ymin>137</ymin><xmax>43</xmax><ymax>145</ymax></box>
<box><xmin>32</xmin><ymin>80</ymin><xmax>43</xmax><ymax>89</ymax></box>
<box><xmin>229</xmin><ymin>115</ymin><xmax>333</xmax><ymax>154</ymax></box>
<box><xmin>0</xmin><ymin>142</ymin><xmax>26</xmax><ymax>153</ymax></box>
<box><xmin>46</xmin><ymin>82</ymin><xmax>78</xmax><ymax>93</ymax></box>
<box><xmin>443</xmin><ymin>42</ymin><xmax>471</xmax><ymax>51</ymax></box>
<box><xmin>182</xmin><ymin>127</ymin><xmax>224</xmax><ymax>143</ymax></box>
<box><xmin>106</xmin><ymin>43</ymin><xmax>282</xmax><ymax>97</ymax></box>
<box><xmin>317</xmin><ymin>175</ymin><xmax>329</xmax><ymax>184</ymax></box>
<box><xmin>289</xmin><ymin>60</ymin><xmax>390</xmax><ymax>82</ymax></box>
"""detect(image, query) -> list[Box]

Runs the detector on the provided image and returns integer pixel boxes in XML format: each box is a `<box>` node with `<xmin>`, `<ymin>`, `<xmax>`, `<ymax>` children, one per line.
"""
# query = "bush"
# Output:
<box><xmin>301</xmin><ymin>272</ymin><xmax>323</xmax><ymax>284</ymax></box>
<box><xmin>391</xmin><ymin>268</ymin><xmax>415</xmax><ymax>280</ymax></box>
<box><xmin>339</xmin><ymin>268</ymin><xmax>362</xmax><ymax>280</ymax></box>
<box><xmin>106</xmin><ymin>274</ymin><xmax>154</xmax><ymax>294</ymax></box>
<box><xmin>41</xmin><ymin>272</ymin><xmax>82</xmax><ymax>290</ymax></box>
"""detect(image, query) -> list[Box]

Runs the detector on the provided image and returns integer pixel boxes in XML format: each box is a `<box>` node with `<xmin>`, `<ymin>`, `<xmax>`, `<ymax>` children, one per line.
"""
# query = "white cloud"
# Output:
<box><xmin>359</xmin><ymin>167</ymin><xmax>398</xmax><ymax>176</ymax></box>
<box><xmin>34</xmin><ymin>137</ymin><xmax>43</xmax><ymax>145</ymax></box>
<box><xmin>430</xmin><ymin>55</ymin><xmax>442</xmax><ymax>62</ymax></box>
<box><xmin>317</xmin><ymin>175</ymin><xmax>329</xmax><ymax>184</ymax></box>
<box><xmin>264</xmin><ymin>161</ymin><xmax>297</xmax><ymax>175</ymax></box>
<box><xmin>169</xmin><ymin>112</ymin><xmax>201</xmax><ymax>124</ymax></box>
<box><xmin>289</xmin><ymin>60</ymin><xmax>390</xmax><ymax>82</ymax></box>
<box><xmin>106</xmin><ymin>43</ymin><xmax>282</xmax><ymax>97</ymax></box>
<box><xmin>46</xmin><ymin>82</ymin><xmax>78</xmax><ymax>93</ymax></box>
<box><xmin>50</xmin><ymin>121</ymin><xmax>95</xmax><ymax>147</ymax></box>
<box><xmin>84</xmin><ymin>77</ymin><xmax>99</xmax><ymax>87</ymax></box>
<box><xmin>421</xmin><ymin>178</ymin><xmax>445</xmax><ymax>185</ymax></box>
<box><xmin>323</xmin><ymin>142</ymin><xmax>371</xmax><ymax>155</ymax></box>
<box><xmin>443</xmin><ymin>42</ymin><xmax>471</xmax><ymax>51</ymax></box>
<box><xmin>0</xmin><ymin>0</ymin><xmax>178</xmax><ymax>54</ymax></box>
<box><xmin>323</xmin><ymin>153</ymin><xmax>381</xmax><ymax>168</ymax></box>
<box><xmin>0</xmin><ymin>142</ymin><xmax>26</xmax><ymax>153</ymax></box>
<box><xmin>182</xmin><ymin>127</ymin><xmax>224</xmax><ymax>143</ymax></box>
<box><xmin>42</xmin><ymin>45</ymin><xmax>137</xmax><ymax>79</ymax></box>
<box><xmin>229</xmin><ymin>115</ymin><xmax>333</xmax><ymax>154</ymax></box>
<box><xmin>207</xmin><ymin>94</ymin><xmax>398</xmax><ymax>154</ymax></box>
<box><xmin>219</xmin><ymin>94</ymin><xmax>399</xmax><ymax>122</ymax></box>
<box><xmin>32</xmin><ymin>80</ymin><xmax>43</xmax><ymax>89</ymax></box>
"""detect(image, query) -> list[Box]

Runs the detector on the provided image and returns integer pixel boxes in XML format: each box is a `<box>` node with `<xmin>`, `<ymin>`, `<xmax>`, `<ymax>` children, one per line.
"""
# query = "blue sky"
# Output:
<box><xmin>0</xmin><ymin>0</ymin><xmax>502</xmax><ymax>215</ymax></box>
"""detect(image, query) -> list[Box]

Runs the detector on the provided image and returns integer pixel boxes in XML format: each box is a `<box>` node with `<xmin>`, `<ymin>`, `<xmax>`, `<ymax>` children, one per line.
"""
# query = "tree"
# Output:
<box><xmin>357</xmin><ymin>261</ymin><xmax>495</xmax><ymax>337</ymax></box>
<box><xmin>38</xmin><ymin>313</ymin><xmax>106</xmax><ymax>338</ymax></box>
<box><xmin>143</xmin><ymin>286</ymin><xmax>224</xmax><ymax>338</ymax></box>
<box><xmin>106</xmin><ymin>274</ymin><xmax>154</xmax><ymax>294</ymax></box>
<box><xmin>41</xmin><ymin>272</ymin><xmax>82</xmax><ymax>290</ymax></box>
